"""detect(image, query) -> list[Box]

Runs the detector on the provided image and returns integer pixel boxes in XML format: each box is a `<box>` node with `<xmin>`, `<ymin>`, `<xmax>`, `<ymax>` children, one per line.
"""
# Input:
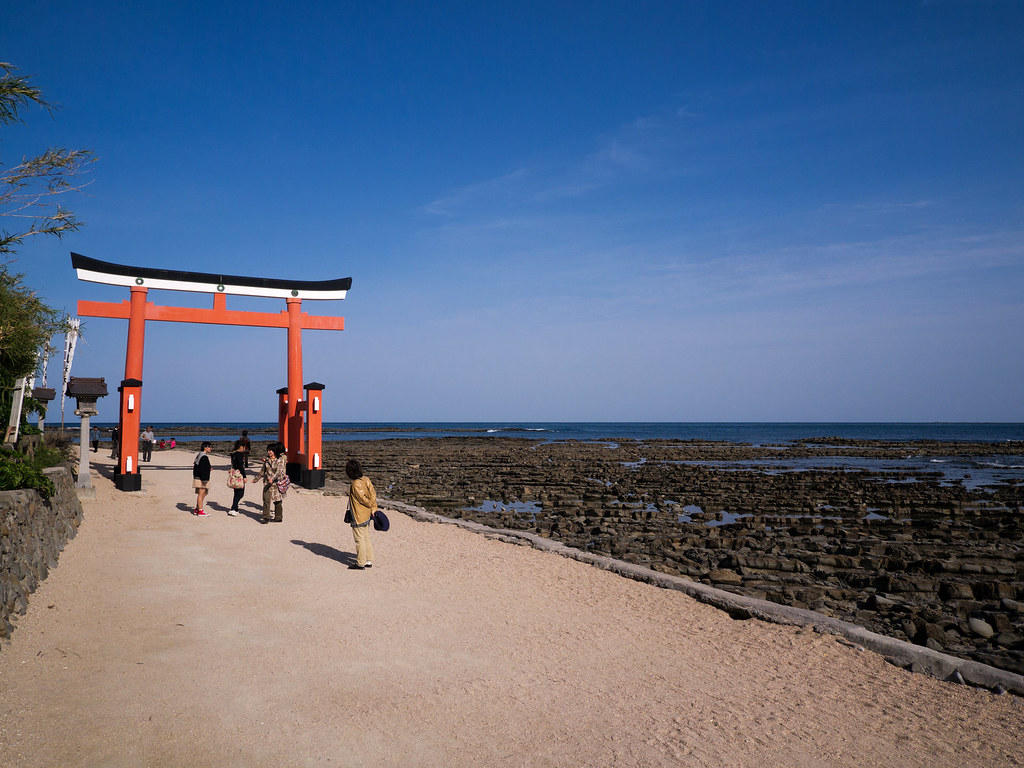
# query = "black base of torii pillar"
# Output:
<box><xmin>115</xmin><ymin>472</ymin><xmax>143</xmax><ymax>492</ymax></box>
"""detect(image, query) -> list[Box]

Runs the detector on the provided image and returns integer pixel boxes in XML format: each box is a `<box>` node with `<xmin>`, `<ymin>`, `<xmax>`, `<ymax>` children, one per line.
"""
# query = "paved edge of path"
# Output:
<box><xmin>376</xmin><ymin>498</ymin><xmax>1024</xmax><ymax>697</ymax></box>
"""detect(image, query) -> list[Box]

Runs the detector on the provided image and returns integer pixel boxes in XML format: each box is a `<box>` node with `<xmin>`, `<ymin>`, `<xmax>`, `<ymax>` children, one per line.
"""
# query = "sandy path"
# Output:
<box><xmin>0</xmin><ymin>448</ymin><xmax>1021</xmax><ymax>767</ymax></box>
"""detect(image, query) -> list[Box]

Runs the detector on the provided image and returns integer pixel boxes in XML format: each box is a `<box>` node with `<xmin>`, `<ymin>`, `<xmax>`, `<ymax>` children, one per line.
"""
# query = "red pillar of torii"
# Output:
<box><xmin>71</xmin><ymin>252</ymin><xmax>350</xmax><ymax>492</ymax></box>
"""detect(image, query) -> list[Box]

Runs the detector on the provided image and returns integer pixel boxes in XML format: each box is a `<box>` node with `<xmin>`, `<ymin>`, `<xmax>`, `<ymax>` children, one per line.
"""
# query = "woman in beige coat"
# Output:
<box><xmin>345</xmin><ymin>459</ymin><xmax>377</xmax><ymax>569</ymax></box>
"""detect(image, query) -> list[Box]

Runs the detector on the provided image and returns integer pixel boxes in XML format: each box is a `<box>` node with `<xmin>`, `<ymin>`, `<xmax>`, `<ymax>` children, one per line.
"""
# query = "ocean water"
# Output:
<box><xmin>85</xmin><ymin>422</ymin><xmax>1024</xmax><ymax>490</ymax></box>
<box><xmin>99</xmin><ymin>421</ymin><xmax>1024</xmax><ymax>444</ymax></box>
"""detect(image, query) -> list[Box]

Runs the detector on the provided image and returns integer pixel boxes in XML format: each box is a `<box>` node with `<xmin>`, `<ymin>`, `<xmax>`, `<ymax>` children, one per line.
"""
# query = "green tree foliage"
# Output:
<box><xmin>0</xmin><ymin>448</ymin><xmax>57</xmax><ymax>499</ymax></box>
<box><xmin>0</xmin><ymin>268</ymin><xmax>69</xmax><ymax>421</ymax></box>
<box><xmin>1</xmin><ymin>63</ymin><xmax>90</xmax><ymax>436</ymax></box>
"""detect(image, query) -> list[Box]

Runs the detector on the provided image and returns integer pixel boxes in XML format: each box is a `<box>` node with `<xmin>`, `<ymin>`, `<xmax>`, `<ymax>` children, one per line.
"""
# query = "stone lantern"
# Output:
<box><xmin>66</xmin><ymin>377</ymin><xmax>108</xmax><ymax>493</ymax></box>
<box><xmin>30</xmin><ymin>386</ymin><xmax>56</xmax><ymax>433</ymax></box>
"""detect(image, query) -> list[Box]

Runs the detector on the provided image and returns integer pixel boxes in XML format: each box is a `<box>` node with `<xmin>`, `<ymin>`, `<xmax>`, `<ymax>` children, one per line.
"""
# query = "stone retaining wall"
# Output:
<box><xmin>0</xmin><ymin>466</ymin><xmax>83</xmax><ymax>644</ymax></box>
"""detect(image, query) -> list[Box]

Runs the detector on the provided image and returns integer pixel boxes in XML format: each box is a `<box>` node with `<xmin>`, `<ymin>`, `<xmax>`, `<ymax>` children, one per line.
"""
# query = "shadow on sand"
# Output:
<box><xmin>91</xmin><ymin>459</ymin><xmax>191</xmax><ymax>482</ymax></box>
<box><xmin>173</xmin><ymin>500</ymin><xmax>266</xmax><ymax>520</ymax></box>
<box><xmin>291</xmin><ymin>539</ymin><xmax>356</xmax><ymax>566</ymax></box>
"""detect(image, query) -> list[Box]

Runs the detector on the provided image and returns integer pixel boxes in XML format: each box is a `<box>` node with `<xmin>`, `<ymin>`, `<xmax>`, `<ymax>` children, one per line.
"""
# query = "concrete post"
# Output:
<box><xmin>77</xmin><ymin>412</ymin><xmax>93</xmax><ymax>489</ymax></box>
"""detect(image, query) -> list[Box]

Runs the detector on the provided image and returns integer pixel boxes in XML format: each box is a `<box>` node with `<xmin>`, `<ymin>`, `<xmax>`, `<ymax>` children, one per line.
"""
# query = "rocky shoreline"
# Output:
<box><xmin>193</xmin><ymin>435</ymin><xmax>1024</xmax><ymax>676</ymax></box>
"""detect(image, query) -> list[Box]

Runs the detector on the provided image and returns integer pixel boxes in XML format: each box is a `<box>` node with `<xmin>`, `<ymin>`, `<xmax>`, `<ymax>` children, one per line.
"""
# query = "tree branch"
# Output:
<box><xmin>1</xmin><ymin>63</ymin><xmax>94</xmax><ymax>260</ymax></box>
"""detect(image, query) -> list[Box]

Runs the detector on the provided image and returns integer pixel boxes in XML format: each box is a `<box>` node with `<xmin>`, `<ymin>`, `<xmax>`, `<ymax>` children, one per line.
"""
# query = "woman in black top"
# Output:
<box><xmin>228</xmin><ymin>441</ymin><xmax>247</xmax><ymax>515</ymax></box>
<box><xmin>192</xmin><ymin>441</ymin><xmax>213</xmax><ymax>516</ymax></box>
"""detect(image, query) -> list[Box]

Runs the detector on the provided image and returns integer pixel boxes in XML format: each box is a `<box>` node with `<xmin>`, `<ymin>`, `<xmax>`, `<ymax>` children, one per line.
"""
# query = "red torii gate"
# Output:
<box><xmin>71</xmin><ymin>252</ymin><xmax>350</xmax><ymax>492</ymax></box>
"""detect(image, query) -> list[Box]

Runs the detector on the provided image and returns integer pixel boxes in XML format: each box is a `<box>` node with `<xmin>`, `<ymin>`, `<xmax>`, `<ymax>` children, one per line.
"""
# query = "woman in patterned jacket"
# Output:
<box><xmin>252</xmin><ymin>441</ymin><xmax>287</xmax><ymax>524</ymax></box>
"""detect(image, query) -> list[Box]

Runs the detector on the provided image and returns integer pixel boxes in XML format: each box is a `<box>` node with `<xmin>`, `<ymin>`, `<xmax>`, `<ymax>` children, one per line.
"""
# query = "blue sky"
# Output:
<box><xmin>3</xmin><ymin>1</ymin><xmax>1023</xmax><ymax>423</ymax></box>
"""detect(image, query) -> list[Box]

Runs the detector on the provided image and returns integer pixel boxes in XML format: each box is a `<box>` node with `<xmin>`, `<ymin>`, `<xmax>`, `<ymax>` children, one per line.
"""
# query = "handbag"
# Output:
<box><xmin>227</xmin><ymin>468</ymin><xmax>245</xmax><ymax>489</ymax></box>
<box><xmin>276</xmin><ymin>474</ymin><xmax>291</xmax><ymax>495</ymax></box>
<box><xmin>372</xmin><ymin>510</ymin><xmax>390</xmax><ymax>531</ymax></box>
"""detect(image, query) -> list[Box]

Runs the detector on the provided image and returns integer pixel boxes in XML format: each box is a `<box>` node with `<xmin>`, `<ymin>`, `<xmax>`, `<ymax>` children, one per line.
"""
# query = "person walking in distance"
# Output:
<box><xmin>345</xmin><ymin>459</ymin><xmax>377</xmax><ymax>570</ymax></box>
<box><xmin>192</xmin><ymin>441</ymin><xmax>213</xmax><ymax>517</ymax></box>
<box><xmin>252</xmin><ymin>442</ymin><xmax>287</xmax><ymax>524</ymax></box>
<box><xmin>141</xmin><ymin>425</ymin><xmax>155</xmax><ymax>462</ymax></box>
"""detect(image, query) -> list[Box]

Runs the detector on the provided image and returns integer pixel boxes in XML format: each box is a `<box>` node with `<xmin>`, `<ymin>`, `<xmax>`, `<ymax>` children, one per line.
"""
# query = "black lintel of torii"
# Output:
<box><xmin>71</xmin><ymin>252</ymin><xmax>352</xmax><ymax>300</ymax></box>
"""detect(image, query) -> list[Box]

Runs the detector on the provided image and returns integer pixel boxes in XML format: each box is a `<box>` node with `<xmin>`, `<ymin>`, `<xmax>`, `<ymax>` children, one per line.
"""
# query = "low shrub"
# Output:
<box><xmin>38</xmin><ymin>431</ymin><xmax>75</xmax><ymax>466</ymax></box>
<box><xmin>0</xmin><ymin>431</ymin><xmax>73</xmax><ymax>500</ymax></box>
<box><xmin>0</xmin><ymin>448</ymin><xmax>57</xmax><ymax>499</ymax></box>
